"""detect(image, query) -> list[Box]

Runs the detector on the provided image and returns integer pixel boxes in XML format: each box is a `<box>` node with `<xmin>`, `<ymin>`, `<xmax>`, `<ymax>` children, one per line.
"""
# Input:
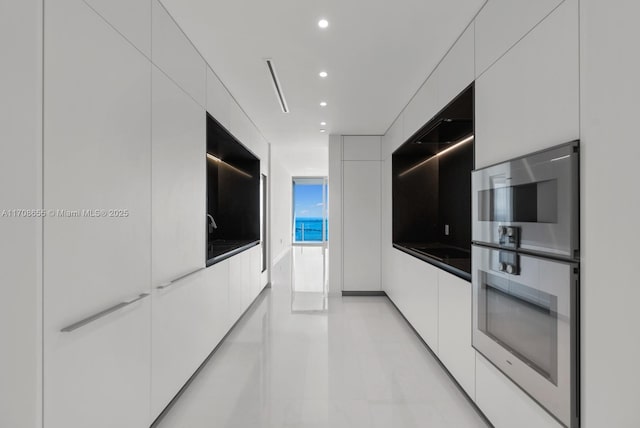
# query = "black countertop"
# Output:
<box><xmin>393</xmin><ymin>242</ymin><xmax>471</xmax><ymax>282</ymax></box>
<box><xmin>207</xmin><ymin>239</ymin><xmax>260</xmax><ymax>266</ymax></box>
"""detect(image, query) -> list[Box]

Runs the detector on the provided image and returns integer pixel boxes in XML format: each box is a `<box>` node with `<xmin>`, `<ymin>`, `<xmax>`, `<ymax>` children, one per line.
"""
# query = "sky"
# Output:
<box><xmin>294</xmin><ymin>183</ymin><xmax>325</xmax><ymax>218</ymax></box>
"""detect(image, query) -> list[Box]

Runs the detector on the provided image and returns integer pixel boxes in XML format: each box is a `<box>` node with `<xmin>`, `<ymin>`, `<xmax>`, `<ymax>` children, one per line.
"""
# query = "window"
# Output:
<box><xmin>292</xmin><ymin>177</ymin><xmax>328</xmax><ymax>243</ymax></box>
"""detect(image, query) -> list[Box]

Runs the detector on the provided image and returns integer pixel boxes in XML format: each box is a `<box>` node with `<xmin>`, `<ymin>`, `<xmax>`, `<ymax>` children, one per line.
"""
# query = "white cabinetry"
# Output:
<box><xmin>391</xmin><ymin>251</ymin><xmax>439</xmax><ymax>352</ymax></box>
<box><xmin>343</xmin><ymin>160</ymin><xmax>381</xmax><ymax>291</ymax></box>
<box><xmin>403</xmin><ymin>76</ymin><xmax>438</xmax><ymax>141</ymax></box>
<box><xmin>152</xmin><ymin>66</ymin><xmax>205</xmax><ymax>287</ymax></box>
<box><xmin>43</xmin><ymin>1</ymin><xmax>151</xmax><ymax>426</ymax></box>
<box><xmin>206</xmin><ymin>66</ymin><xmax>232</xmax><ymax>130</ymax></box>
<box><xmin>476</xmin><ymin>354</ymin><xmax>563</xmax><ymax>428</ymax></box>
<box><xmin>152</xmin><ymin>0</ymin><xmax>206</xmax><ymax>107</ymax></box>
<box><xmin>343</xmin><ymin>135</ymin><xmax>381</xmax><ymax>160</ymax></box>
<box><xmin>84</xmin><ymin>0</ymin><xmax>151</xmax><ymax>56</ymax></box>
<box><xmin>434</xmin><ymin>23</ymin><xmax>474</xmax><ymax>110</ymax></box>
<box><xmin>475</xmin><ymin>0</ymin><xmax>563</xmax><ymax>77</ymax></box>
<box><xmin>438</xmin><ymin>271</ymin><xmax>475</xmax><ymax>399</ymax></box>
<box><xmin>151</xmin><ymin>269</ymin><xmax>210</xmax><ymax>419</ymax></box>
<box><xmin>475</xmin><ymin>0</ymin><xmax>579</xmax><ymax>168</ymax></box>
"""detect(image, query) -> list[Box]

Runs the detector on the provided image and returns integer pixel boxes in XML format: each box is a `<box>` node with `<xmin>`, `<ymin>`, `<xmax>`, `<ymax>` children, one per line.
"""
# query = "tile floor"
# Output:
<box><xmin>155</xmin><ymin>250</ymin><xmax>489</xmax><ymax>428</ymax></box>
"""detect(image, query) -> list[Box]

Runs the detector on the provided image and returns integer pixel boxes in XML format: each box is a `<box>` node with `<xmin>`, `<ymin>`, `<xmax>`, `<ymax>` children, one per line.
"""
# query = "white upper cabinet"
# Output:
<box><xmin>152</xmin><ymin>66</ymin><xmax>205</xmax><ymax>286</ymax></box>
<box><xmin>342</xmin><ymin>161</ymin><xmax>382</xmax><ymax>291</ymax></box>
<box><xmin>475</xmin><ymin>0</ymin><xmax>579</xmax><ymax>168</ymax></box>
<box><xmin>382</xmin><ymin>115</ymin><xmax>403</xmax><ymax>159</ymax></box>
<box><xmin>206</xmin><ymin>66</ymin><xmax>232</xmax><ymax>130</ymax></box>
<box><xmin>434</xmin><ymin>23</ymin><xmax>474</xmax><ymax>111</ymax></box>
<box><xmin>44</xmin><ymin>1</ymin><xmax>151</xmax><ymax>427</ymax></box>
<box><xmin>152</xmin><ymin>0</ymin><xmax>206</xmax><ymax>107</ymax></box>
<box><xmin>475</xmin><ymin>0</ymin><xmax>563</xmax><ymax>77</ymax></box>
<box><xmin>403</xmin><ymin>72</ymin><xmax>438</xmax><ymax>141</ymax></box>
<box><xmin>84</xmin><ymin>0</ymin><xmax>151</xmax><ymax>57</ymax></box>
<box><xmin>343</xmin><ymin>135</ymin><xmax>381</xmax><ymax>161</ymax></box>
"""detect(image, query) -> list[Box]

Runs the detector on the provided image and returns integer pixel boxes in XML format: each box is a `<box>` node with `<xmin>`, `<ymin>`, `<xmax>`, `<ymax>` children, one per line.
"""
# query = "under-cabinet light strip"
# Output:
<box><xmin>206</xmin><ymin>153</ymin><xmax>253</xmax><ymax>178</ymax></box>
<box><xmin>398</xmin><ymin>134</ymin><xmax>474</xmax><ymax>178</ymax></box>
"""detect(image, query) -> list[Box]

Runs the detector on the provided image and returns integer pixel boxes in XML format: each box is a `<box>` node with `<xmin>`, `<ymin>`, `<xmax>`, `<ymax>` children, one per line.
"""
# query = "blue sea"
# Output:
<box><xmin>295</xmin><ymin>217</ymin><xmax>328</xmax><ymax>242</ymax></box>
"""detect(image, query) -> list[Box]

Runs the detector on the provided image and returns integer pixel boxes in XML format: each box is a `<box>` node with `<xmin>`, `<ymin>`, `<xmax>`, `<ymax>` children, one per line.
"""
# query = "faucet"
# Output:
<box><xmin>207</xmin><ymin>214</ymin><xmax>218</xmax><ymax>233</ymax></box>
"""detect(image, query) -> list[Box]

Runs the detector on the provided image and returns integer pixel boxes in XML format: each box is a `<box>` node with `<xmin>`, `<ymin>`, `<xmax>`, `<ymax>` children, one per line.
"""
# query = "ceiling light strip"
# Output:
<box><xmin>265</xmin><ymin>59</ymin><xmax>289</xmax><ymax>113</ymax></box>
<box><xmin>398</xmin><ymin>134</ymin><xmax>474</xmax><ymax>178</ymax></box>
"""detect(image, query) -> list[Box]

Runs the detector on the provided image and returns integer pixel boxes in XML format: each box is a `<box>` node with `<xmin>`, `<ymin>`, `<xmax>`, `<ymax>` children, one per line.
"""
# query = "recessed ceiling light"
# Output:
<box><xmin>320</xmin><ymin>121</ymin><xmax>327</xmax><ymax>126</ymax></box>
<box><xmin>320</xmin><ymin>129</ymin><xmax>327</xmax><ymax>133</ymax></box>
<box><xmin>318</xmin><ymin>19</ymin><xmax>329</xmax><ymax>29</ymax></box>
<box><xmin>319</xmin><ymin>71</ymin><xmax>328</xmax><ymax>78</ymax></box>
<box><xmin>320</xmin><ymin>101</ymin><xmax>327</xmax><ymax>107</ymax></box>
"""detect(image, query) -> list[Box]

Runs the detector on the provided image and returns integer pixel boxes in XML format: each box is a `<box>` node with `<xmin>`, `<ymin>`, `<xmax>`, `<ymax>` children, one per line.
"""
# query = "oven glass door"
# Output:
<box><xmin>478</xmin><ymin>269</ymin><xmax>558</xmax><ymax>383</ymax></box>
<box><xmin>472</xmin><ymin>142</ymin><xmax>579</xmax><ymax>258</ymax></box>
<box><xmin>472</xmin><ymin>245</ymin><xmax>578</xmax><ymax>427</ymax></box>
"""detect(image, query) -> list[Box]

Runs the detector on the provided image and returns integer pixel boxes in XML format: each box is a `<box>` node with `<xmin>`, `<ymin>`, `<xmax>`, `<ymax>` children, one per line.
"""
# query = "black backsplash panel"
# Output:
<box><xmin>206</xmin><ymin>114</ymin><xmax>260</xmax><ymax>244</ymax></box>
<box><xmin>392</xmin><ymin>84</ymin><xmax>474</xmax><ymax>254</ymax></box>
<box><xmin>437</xmin><ymin>142</ymin><xmax>473</xmax><ymax>248</ymax></box>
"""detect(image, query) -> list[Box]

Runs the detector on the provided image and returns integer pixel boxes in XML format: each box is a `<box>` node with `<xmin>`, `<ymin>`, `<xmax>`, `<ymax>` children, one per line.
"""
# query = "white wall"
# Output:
<box><xmin>270</xmin><ymin>147</ymin><xmax>293</xmax><ymax>265</ymax></box>
<box><xmin>0</xmin><ymin>1</ymin><xmax>43</xmax><ymax>427</ymax></box>
<box><xmin>580</xmin><ymin>1</ymin><xmax>640</xmax><ymax>426</ymax></box>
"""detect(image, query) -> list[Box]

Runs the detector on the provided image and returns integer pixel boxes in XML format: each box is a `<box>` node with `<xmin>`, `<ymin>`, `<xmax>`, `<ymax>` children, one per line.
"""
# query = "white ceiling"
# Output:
<box><xmin>161</xmin><ymin>0</ymin><xmax>484</xmax><ymax>168</ymax></box>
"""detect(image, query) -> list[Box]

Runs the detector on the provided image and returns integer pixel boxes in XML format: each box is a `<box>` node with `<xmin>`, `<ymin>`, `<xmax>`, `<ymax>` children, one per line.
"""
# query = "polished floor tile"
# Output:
<box><xmin>155</xmin><ymin>251</ymin><xmax>488</xmax><ymax>428</ymax></box>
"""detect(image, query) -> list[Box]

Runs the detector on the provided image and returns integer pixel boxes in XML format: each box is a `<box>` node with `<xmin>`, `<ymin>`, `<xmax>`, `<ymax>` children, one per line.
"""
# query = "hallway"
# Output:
<box><xmin>155</xmin><ymin>252</ymin><xmax>488</xmax><ymax>427</ymax></box>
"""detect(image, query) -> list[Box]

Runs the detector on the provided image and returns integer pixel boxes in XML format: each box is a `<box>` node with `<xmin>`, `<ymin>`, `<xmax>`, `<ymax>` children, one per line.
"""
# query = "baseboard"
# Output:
<box><xmin>341</xmin><ymin>290</ymin><xmax>387</xmax><ymax>297</ymax></box>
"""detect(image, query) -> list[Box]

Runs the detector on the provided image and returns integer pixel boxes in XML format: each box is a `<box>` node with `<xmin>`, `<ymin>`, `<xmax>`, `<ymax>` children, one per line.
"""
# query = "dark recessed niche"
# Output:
<box><xmin>392</xmin><ymin>84</ymin><xmax>474</xmax><ymax>279</ymax></box>
<box><xmin>206</xmin><ymin>113</ymin><xmax>260</xmax><ymax>265</ymax></box>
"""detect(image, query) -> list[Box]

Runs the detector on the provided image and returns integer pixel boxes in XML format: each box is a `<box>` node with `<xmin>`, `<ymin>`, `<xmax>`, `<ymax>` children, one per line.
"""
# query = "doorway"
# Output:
<box><xmin>291</xmin><ymin>177</ymin><xmax>329</xmax><ymax>310</ymax></box>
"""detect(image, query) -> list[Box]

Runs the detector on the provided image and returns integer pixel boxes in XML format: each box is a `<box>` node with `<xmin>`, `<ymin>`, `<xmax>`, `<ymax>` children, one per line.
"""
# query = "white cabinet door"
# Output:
<box><xmin>45</xmin><ymin>298</ymin><xmax>152</xmax><ymax>428</ymax></box>
<box><xmin>475</xmin><ymin>0</ymin><xmax>579</xmax><ymax>168</ymax></box>
<box><xmin>342</xmin><ymin>135</ymin><xmax>381</xmax><ymax>161</ymax></box>
<box><xmin>476</xmin><ymin>354</ymin><xmax>563</xmax><ymax>428</ymax></box>
<box><xmin>43</xmin><ymin>2</ymin><xmax>152</xmax><ymax>426</ymax></box>
<box><xmin>434</xmin><ymin>23</ymin><xmax>474</xmax><ymax>110</ymax></box>
<box><xmin>403</xmin><ymin>75</ymin><xmax>438</xmax><ymax>141</ymax></box>
<box><xmin>152</xmin><ymin>66</ymin><xmax>205</xmax><ymax>287</ymax></box>
<box><xmin>228</xmin><ymin>253</ymin><xmax>245</xmax><ymax>323</ymax></box>
<box><xmin>438</xmin><ymin>271</ymin><xmax>475</xmax><ymax>399</ymax></box>
<box><xmin>343</xmin><ymin>161</ymin><xmax>381</xmax><ymax>291</ymax></box>
<box><xmin>206</xmin><ymin>66</ymin><xmax>232</xmax><ymax>130</ymax></box>
<box><xmin>152</xmin><ymin>0</ymin><xmax>206</xmax><ymax>107</ymax></box>
<box><xmin>475</xmin><ymin>0</ymin><xmax>562</xmax><ymax>77</ymax></box>
<box><xmin>403</xmin><ymin>254</ymin><xmax>439</xmax><ymax>352</ymax></box>
<box><xmin>204</xmin><ymin>260</ymin><xmax>231</xmax><ymax>348</ymax></box>
<box><xmin>151</xmin><ymin>269</ymin><xmax>216</xmax><ymax>419</ymax></box>
<box><xmin>249</xmin><ymin>245</ymin><xmax>263</xmax><ymax>302</ymax></box>
<box><xmin>84</xmin><ymin>0</ymin><xmax>151</xmax><ymax>56</ymax></box>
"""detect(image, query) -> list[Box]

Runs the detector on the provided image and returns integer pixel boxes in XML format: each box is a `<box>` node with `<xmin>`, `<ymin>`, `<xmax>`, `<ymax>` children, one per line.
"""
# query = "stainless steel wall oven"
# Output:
<box><xmin>471</xmin><ymin>141</ymin><xmax>579</xmax><ymax>428</ymax></box>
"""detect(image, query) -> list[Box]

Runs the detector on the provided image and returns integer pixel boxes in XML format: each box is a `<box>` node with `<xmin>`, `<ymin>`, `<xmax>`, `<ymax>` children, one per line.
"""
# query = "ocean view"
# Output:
<box><xmin>295</xmin><ymin>217</ymin><xmax>328</xmax><ymax>242</ymax></box>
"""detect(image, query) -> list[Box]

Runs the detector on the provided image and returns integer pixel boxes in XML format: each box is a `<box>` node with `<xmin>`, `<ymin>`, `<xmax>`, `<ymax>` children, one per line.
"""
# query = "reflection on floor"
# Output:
<box><xmin>155</xmin><ymin>248</ymin><xmax>489</xmax><ymax>428</ymax></box>
<box><xmin>292</xmin><ymin>245</ymin><xmax>328</xmax><ymax>312</ymax></box>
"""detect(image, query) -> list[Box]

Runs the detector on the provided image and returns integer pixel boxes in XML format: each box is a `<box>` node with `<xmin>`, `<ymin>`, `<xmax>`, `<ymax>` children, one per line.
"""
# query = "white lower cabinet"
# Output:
<box><xmin>44</xmin><ymin>298</ymin><xmax>151</xmax><ymax>428</ymax></box>
<box><xmin>437</xmin><ymin>271</ymin><xmax>476</xmax><ymax>400</ymax></box>
<box><xmin>388</xmin><ymin>250</ymin><xmax>439</xmax><ymax>353</ymax></box>
<box><xmin>476</xmin><ymin>353</ymin><xmax>563</xmax><ymax>428</ymax></box>
<box><xmin>151</xmin><ymin>269</ymin><xmax>213</xmax><ymax>419</ymax></box>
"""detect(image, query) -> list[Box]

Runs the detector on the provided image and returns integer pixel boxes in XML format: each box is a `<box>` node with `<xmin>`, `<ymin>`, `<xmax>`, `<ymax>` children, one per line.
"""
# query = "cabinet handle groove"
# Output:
<box><xmin>156</xmin><ymin>267</ymin><xmax>205</xmax><ymax>290</ymax></box>
<box><xmin>60</xmin><ymin>293</ymin><xmax>150</xmax><ymax>333</ymax></box>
